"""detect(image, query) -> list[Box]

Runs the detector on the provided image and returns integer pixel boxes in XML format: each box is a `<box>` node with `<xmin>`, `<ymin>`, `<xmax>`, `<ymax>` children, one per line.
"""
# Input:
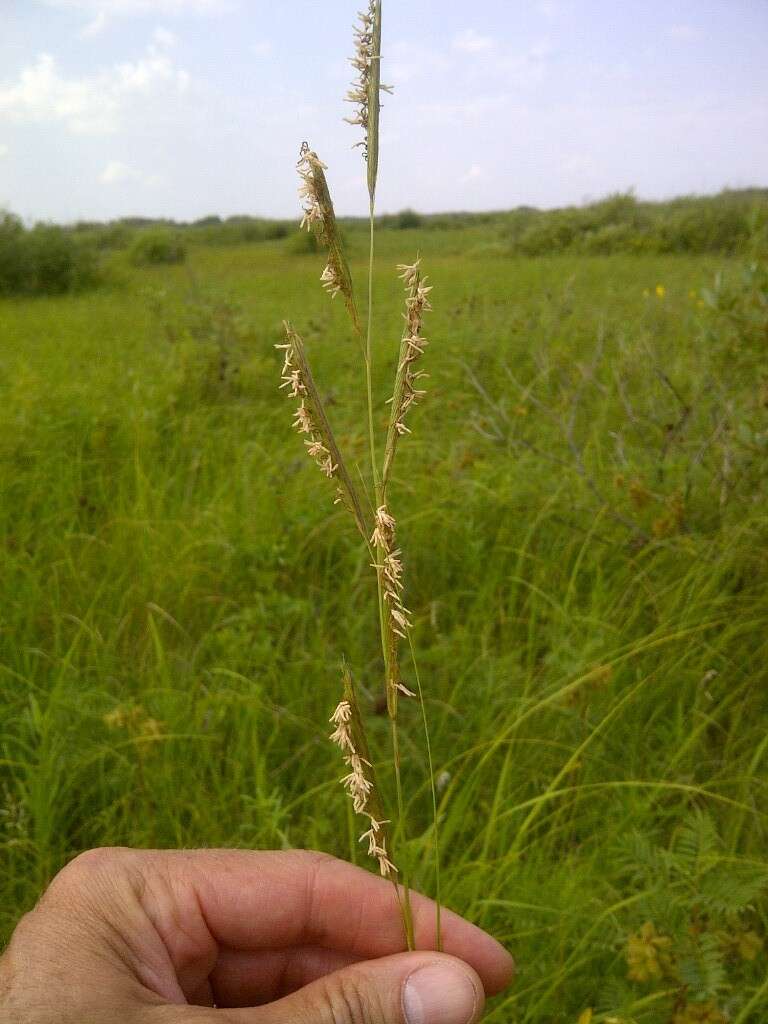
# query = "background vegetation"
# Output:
<box><xmin>1</xmin><ymin>197</ymin><xmax>767</xmax><ymax>1022</ymax></box>
<box><xmin>2</xmin><ymin>188</ymin><xmax>766</xmax><ymax>296</ymax></box>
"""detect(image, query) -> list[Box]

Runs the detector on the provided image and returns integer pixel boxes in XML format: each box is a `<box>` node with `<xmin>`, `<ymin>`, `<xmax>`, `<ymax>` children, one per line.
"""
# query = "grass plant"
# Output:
<box><xmin>281</xmin><ymin>0</ymin><xmax>439</xmax><ymax>952</ymax></box>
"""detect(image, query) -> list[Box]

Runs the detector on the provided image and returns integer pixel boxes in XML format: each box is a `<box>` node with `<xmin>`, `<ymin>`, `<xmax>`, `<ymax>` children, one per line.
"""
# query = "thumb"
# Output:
<box><xmin>226</xmin><ymin>952</ymin><xmax>484</xmax><ymax>1024</ymax></box>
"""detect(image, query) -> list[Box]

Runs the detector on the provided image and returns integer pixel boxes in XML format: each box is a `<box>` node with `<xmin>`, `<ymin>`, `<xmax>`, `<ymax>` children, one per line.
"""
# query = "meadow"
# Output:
<box><xmin>1</xmin><ymin>221</ymin><xmax>767</xmax><ymax>1022</ymax></box>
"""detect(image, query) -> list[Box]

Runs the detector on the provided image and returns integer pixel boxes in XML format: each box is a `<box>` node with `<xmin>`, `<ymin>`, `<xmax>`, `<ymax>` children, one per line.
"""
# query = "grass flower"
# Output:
<box><xmin>296</xmin><ymin>145</ymin><xmax>360</xmax><ymax>333</ymax></box>
<box><xmin>329</xmin><ymin>671</ymin><xmax>398</xmax><ymax>878</ymax></box>
<box><xmin>383</xmin><ymin>259</ymin><xmax>433</xmax><ymax>485</ymax></box>
<box><xmin>345</xmin><ymin>0</ymin><xmax>392</xmax><ymax>201</ymax></box>
<box><xmin>277</xmin><ymin>322</ymin><xmax>367</xmax><ymax>539</ymax></box>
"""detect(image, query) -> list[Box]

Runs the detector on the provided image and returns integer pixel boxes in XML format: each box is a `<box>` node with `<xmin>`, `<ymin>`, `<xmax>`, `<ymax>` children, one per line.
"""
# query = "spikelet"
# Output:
<box><xmin>330</xmin><ymin>666</ymin><xmax>398</xmax><ymax>878</ymax></box>
<box><xmin>297</xmin><ymin>145</ymin><xmax>361</xmax><ymax>334</ymax></box>
<box><xmin>370</xmin><ymin>505</ymin><xmax>416</xmax><ymax>714</ymax></box>
<box><xmin>345</xmin><ymin>1</ymin><xmax>392</xmax><ymax>201</ymax></box>
<box><xmin>382</xmin><ymin>259</ymin><xmax>433</xmax><ymax>487</ymax></box>
<box><xmin>277</xmin><ymin>322</ymin><xmax>367</xmax><ymax>540</ymax></box>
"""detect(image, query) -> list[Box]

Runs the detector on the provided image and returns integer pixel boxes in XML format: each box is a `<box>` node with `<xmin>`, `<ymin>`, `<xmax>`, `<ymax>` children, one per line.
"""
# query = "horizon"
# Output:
<box><xmin>7</xmin><ymin>183</ymin><xmax>768</xmax><ymax>230</ymax></box>
<box><xmin>1</xmin><ymin>1</ymin><xmax>767</xmax><ymax>223</ymax></box>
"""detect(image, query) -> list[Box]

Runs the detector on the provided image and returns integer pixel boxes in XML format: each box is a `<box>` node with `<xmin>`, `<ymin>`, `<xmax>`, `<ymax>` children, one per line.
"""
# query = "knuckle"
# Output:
<box><xmin>321</xmin><ymin>972</ymin><xmax>382</xmax><ymax>1024</ymax></box>
<box><xmin>62</xmin><ymin>846</ymin><xmax>129</xmax><ymax>879</ymax></box>
<box><xmin>42</xmin><ymin>847</ymin><xmax>135</xmax><ymax>905</ymax></box>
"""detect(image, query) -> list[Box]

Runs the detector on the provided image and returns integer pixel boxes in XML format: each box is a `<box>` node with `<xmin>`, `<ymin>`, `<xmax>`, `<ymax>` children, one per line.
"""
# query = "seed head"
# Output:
<box><xmin>277</xmin><ymin>323</ymin><xmax>368</xmax><ymax>540</ymax></box>
<box><xmin>383</xmin><ymin>259</ymin><xmax>433</xmax><ymax>485</ymax></box>
<box><xmin>345</xmin><ymin>1</ymin><xmax>391</xmax><ymax>200</ymax></box>
<box><xmin>371</xmin><ymin>505</ymin><xmax>413</xmax><ymax>644</ymax></box>
<box><xmin>296</xmin><ymin>146</ymin><xmax>360</xmax><ymax>333</ymax></box>
<box><xmin>330</xmin><ymin>687</ymin><xmax>398</xmax><ymax>878</ymax></box>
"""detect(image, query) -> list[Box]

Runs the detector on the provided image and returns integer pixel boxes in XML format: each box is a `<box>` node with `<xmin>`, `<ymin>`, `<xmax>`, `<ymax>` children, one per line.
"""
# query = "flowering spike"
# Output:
<box><xmin>329</xmin><ymin>667</ymin><xmax>399</xmax><ymax>878</ymax></box>
<box><xmin>278</xmin><ymin>323</ymin><xmax>367</xmax><ymax>539</ymax></box>
<box><xmin>296</xmin><ymin>146</ymin><xmax>361</xmax><ymax>333</ymax></box>
<box><xmin>382</xmin><ymin>259</ymin><xmax>433</xmax><ymax>487</ymax></box>
<box><xmin>346</xmin><ymin>1</ymin><xmax>389</xmax><ymax>201</ymax></box>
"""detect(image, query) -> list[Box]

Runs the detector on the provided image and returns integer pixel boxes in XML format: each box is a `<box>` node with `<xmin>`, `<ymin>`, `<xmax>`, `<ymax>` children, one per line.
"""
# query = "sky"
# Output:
<box><xmin>0</xmin><ymin>0</ymin><xmax>767</xmax><ymax>223</ymax></box>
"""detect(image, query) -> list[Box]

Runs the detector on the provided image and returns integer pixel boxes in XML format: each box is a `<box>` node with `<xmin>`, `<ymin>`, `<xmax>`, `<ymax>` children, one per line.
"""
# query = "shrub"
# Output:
<box><xmin>507</xmin><ymin>190</ymin><xmax>768</xmax><ymax>257</ymax></box>
<box><xmin>264</xmin><ymin>221</ymin><xmax>289</xmax><ymax>240</ymax></box>
<box><xmin>286</xmin><ymin>229</ymin><xmax>320</xmax><ymax>255</ymax></box>
<box><xmin>129</xmin><ymin>230</ymin><xmax>186</xmax><ymax>267</ymax></box>
<box><xmin>0</xmin><ymin>212</ymin><xmax>101</xmax><ymax>296</ymax></box>
<box><xmin>395</xmin><ymin>208</ymin><xmax>423</xmax><ymax>229</ymax></box>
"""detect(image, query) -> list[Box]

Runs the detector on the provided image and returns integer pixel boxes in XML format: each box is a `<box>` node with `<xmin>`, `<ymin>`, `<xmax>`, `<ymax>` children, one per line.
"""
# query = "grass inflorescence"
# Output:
<box><xmin>279</xmin><ymin>0</ymin><xmax>439</xmax><ymax>950</ymax></box>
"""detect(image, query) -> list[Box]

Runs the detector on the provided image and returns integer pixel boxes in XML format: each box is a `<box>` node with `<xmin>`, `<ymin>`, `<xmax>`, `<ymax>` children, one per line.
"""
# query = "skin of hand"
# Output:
<box><xmin>0</xmin><ymin>848</ymin><xmax>514</xmax><ymax>1024</ymax></box>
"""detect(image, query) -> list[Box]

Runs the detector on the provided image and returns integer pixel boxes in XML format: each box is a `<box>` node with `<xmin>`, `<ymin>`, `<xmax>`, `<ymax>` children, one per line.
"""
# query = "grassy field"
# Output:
<box><xmin>1</xmin><ymin>232</ymin><xmax>767</xmax><ymax>1022</ymax></box>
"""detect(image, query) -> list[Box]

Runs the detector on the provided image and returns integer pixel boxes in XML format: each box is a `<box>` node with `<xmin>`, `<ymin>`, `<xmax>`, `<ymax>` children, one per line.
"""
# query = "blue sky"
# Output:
<box><xmin>1</xmin><ymin>0</ymin><xmax>766</xmax><ymax>222</ymax></box>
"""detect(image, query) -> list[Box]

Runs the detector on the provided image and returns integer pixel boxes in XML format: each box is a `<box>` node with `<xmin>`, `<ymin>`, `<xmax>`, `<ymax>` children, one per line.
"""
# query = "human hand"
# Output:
<box><xmin>0</xmin><ymin>848</ymin><xmax>514</xmax><ymax>1023</ymax></box>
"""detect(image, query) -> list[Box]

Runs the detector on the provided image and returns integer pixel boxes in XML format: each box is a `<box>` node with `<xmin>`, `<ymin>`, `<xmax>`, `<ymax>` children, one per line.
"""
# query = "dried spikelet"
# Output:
<box><xmin>345</xmin><ymin>0</ymin><xmax>392</xmax><ymax>202</ymax></box>
<box><xmin>297</xmin><ymin>145</ymin><xmax>361</xmax><ymax>334</ymax></box>
<box><xmin>382</xmin><ymin>259</ymin><xmax>433</xmax><ymax>487</ymax></box>
<box><xmin>277</xmin><ymin>322</ymin><xmax>367</xmax><ymax>539</ymax></box>
<box><xmin>330</xmin><ymin>666</ymin><xmax>397</xmax><ymax>877</ymax></box>
<box><xmin>370</xmin><ymin>505</ymin><xmax>416</xmax><ymax>713</ymax></box>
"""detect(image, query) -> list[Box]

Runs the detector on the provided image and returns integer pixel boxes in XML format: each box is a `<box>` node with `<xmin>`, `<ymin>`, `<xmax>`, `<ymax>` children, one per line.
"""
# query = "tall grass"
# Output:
<box><xmin>0</xmin><ymin>228</ymin><xmax>766</xmax><ymax>1020</ymax></box>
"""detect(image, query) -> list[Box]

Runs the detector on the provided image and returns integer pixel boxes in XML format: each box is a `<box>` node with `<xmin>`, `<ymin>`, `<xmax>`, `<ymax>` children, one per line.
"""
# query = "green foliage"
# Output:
<box><xmin>129</xmin><ymin>229</ymin><xmax>186</xmax><ymax>267</ymax></box>
<box><xmin>506</xmin><ymin>189</ymin><xmax>767</xmax><ymax>257</ymax></box>
<box><xmin>376</xmin><ymin>208</ymin><xmax>424</xmax><ymax>230</ymax></box>
<box><xmin>617</xmin><ymin>812</ymin><xmax>767</xmax><ymax>1017</ymax></box>
<box><xmin>1</xmin><ymin>238</ymin><xmax>767</xmax><ymax>1021</ymax></box>
<box><xmin>188</xmin><ymin>216</ymin><xmax>291</xmax><ymax>246</ymax></box>
<box><xmin>286</xmin><ymin>228</ymin><xmax>320</xmax><ymax>254</ymax></box>
<box><xmin>0</xmin><ymin>212</ymin><xmax>101</xmax><ymax>296</ymax></box>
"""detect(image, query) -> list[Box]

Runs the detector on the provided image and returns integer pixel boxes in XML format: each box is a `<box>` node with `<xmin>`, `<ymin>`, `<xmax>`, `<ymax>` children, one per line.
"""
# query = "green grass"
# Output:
<box><xmin>1</xmin><ymin>234</ymin><xmax>767</xmax><ymax>1022</ymax></box>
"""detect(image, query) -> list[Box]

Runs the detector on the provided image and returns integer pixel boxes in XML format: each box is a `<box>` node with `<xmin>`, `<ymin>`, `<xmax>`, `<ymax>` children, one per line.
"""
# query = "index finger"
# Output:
<box><xmin>154</xmin><ymin>849</ymin><xmax>514</xmax><ymax>996</ymax></box>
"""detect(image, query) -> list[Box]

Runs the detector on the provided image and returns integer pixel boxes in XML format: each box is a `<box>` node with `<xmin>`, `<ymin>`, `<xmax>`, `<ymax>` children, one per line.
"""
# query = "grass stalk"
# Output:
<box><xmin>407</xmin><ymin>632</ymin><xmax>442</xmax><ymax>950</ymax></box>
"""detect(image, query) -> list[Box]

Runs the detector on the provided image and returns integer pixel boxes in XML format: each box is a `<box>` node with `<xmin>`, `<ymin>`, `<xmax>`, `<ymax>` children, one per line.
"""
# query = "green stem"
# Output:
<box><xmin>365</xmin><ymin>199</ymin><xmax>380</xmax><ymax>498</ymax></box>
<box><xmin>407</xmin><ymin>631</ymin><xmax>442</xmax><ymax>951</ymax></box>
<box><xmin>390</xmin><ymin>715</ymin><xmax>415</xmax><ymax>949</ymax></box>
<box><xmin>365</xmin><ymin>191</ymin><xmax>414</xmax><ymax>952</ymax></box>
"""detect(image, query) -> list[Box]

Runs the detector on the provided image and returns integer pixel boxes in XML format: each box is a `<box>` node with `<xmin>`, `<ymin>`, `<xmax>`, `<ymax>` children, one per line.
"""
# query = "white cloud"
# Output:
<box><xmin>0</xmin><ymin>143</ymin><xmax>8</xmax><ymax>157</ymax></box>
<box><xmin>496</xmin><ymin>38</ymin><xmax>555</xmax><ymax>88</ymax></box>
<box><xmin>43</xmin><ymin>0</ymin><xmax>231</xmax><ymax>15</ymax></box>
<box><xmin>453</xmin><ymin>29</ymin><xmax>494</xmax><ymax>54</ymax></box>
<box><xmin>0</xmin><ymin>54</ymin><xmax>120</xmax><ymax>133</ymax></box>
<box><xmin>537</xmin><ymin>0</ymin><xmax>561</xmax><ymax>18</ymax></box>
<box><xmin>461</xmin><ymin>164</ymin><xmax>484</xmax><ymax>183</ymax></box>
<box><xmin>417</xmin><ymin>94</ymin><xmax>513</xmax><ymax>126</ymax></box>
<box><xmin>99</xmin><ymin>159</ymin><xmax>162</xmax><ymax>186</ymax></box>
<box><xmin>388</xmin><ymin>41</ymin><xmax>451</xmax><ymax>84</ymax></box>
<box><xmin>251</xmin><ymin>40</ymin><xmax>273</xmax><ymax>58</ymax></box>
<box><xmin>0</xmin><ymin>42</ymin><xmax>191</xmax><ymax>134</ymax></box>
<box><xmin>79</xmin><ymin>11</ymin><xmax>107</xmax><ymax>36</ymax></box>
<box><xmin>100</xmin><ymin>159</ymin><xmax>138</xmax><ymax>183</ymax></box>
<box><xmin>116</xmin><ymin>52</ymin><xmax>182</xmax><ymax>92</ymax></box>
<box><xmin>669</xmin><ymin>24</ymin><xmax>696</xmax><ymax>40</ymax></box>
<box><xmin>152</xmin><ymin>26</ymin><xmax>177</xmax><ymax>49</ymax></box>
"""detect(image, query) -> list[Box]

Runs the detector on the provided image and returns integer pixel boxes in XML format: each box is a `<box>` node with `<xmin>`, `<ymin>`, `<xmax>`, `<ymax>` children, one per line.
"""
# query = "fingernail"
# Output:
<box><xmin>403</xmin><ymin>962</ymin><xmax>480</xmax><ymax>1024</ymax></box>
